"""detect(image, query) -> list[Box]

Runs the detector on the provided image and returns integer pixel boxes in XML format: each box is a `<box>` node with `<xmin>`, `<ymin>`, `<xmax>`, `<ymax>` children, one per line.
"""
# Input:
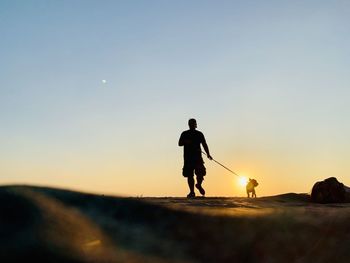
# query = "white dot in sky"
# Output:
<box><xmin>102</xmin><ymin>79</ymin><xmax>107</xmax><ymax>84</ymax></box>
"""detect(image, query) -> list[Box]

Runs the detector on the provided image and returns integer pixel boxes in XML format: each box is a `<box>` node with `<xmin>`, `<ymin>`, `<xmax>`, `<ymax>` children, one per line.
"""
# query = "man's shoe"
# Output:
<box><xmin>187</xmin><ymin>192</ymin><xmax>196</xmax><ymax>198</ymax></box>
<box><xmin>195</xmin><ymin>184</ymin><xmax>205</xmax><ymax>196</ymax></box>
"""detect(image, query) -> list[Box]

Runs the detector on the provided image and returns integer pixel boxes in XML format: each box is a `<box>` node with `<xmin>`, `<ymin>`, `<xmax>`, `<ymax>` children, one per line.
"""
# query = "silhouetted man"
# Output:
<box><xmin>179</xmin><ymin>118</ymin><xmax>212</xmax><ymax>198</ymax></box>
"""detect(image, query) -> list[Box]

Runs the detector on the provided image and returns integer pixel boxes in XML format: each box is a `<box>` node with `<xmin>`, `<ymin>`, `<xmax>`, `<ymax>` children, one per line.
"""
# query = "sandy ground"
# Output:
<box><xmin>0</xmin><ymin>185</ymin><xmax>349</xmax><ymax>262</ymax></box>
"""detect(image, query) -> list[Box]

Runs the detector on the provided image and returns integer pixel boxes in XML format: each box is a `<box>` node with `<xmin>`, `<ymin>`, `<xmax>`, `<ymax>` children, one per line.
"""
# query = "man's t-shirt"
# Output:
<box><xmin>179</xmin><ymin>129</ymin><xmax>206</xmax><ymax>163</ymax></box>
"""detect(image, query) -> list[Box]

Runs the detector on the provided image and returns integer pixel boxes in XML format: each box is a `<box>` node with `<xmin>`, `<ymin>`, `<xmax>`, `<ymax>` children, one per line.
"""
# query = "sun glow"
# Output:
<box><xmin>238</xmin><ymin>176</ymin><xmax>248</xmax><ymax>187</ymax></box>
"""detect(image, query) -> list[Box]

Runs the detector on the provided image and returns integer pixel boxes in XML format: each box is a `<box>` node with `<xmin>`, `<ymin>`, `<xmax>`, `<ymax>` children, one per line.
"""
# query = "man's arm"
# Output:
<box><xmin>178</xmin><ymin>136</ymin><xmax>184</xmax><ymax>146</ymax></box>
<box><xmin>202</xmin><ymin>142</ymin><xmax>213</xmax><ymax>160</ymax></box>
<box><xmin>201</xmin><ymin>133</ymin><xmax>213</xmax><ymax>160</ymax></box>
<box><xmin>178</xmin><ymin>132</ymin><xmax>190</xmax><ymax>146</ymax></box>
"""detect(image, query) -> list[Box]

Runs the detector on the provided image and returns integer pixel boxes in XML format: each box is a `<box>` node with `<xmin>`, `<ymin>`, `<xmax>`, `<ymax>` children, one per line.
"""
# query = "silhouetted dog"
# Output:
<box><xmin>246</xmin><ymin>179</ymin><xmax>259</xmax><ymax>198</ymax></box>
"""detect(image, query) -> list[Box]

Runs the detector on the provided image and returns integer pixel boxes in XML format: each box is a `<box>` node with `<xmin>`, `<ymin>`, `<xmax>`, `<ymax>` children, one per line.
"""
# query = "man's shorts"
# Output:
<box><xmin>182</xmin><ymin>161</ymin><xmax>206</xmax><ymax>178</ymax></box>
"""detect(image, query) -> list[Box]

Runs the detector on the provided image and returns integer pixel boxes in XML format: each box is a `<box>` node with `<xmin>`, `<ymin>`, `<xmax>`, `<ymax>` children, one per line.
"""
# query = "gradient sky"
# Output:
<box><xmin>1</xmin><ymin>0</ymin><xmax>350</xmax><ymax>197</ymax></box>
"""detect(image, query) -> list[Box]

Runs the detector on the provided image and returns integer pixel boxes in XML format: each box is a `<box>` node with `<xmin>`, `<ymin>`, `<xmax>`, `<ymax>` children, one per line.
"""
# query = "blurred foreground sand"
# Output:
<box><xmin>0</xmin><ymin>186</ymin><xmax>349</xmax><ymax>263</ymax></box>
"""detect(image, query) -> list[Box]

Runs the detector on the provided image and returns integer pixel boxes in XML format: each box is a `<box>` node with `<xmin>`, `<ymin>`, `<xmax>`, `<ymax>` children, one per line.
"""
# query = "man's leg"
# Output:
<box><xmin>183</xmin><ymin>164</ymin><xmax>195</xmax><ymax>198</ymax></box>
<box><xmin>195</xmin><ymin>176</ymin><xmax>205</xmax><ymax>196</ymax></box>
<box><xmin>188</xmin><ymin>176</ymin><xmax>195</xmax><ymax>195</ymax></box>
<box><xmin>196</xmin><ymin>176</ymin><xmax>203</xmax><ymax>186</ymax></box>
<box><xmin>195</xmin><ymin>163</ymin><xmax>206</xmax><ymax>196</ymax></box>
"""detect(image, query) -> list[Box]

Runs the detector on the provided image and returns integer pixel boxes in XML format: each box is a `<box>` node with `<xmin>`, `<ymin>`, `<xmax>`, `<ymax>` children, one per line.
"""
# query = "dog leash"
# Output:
<box><xmin>202</xmin><ymin>151</ymin><xmax>240</xmax><ymax>177</ymax></box>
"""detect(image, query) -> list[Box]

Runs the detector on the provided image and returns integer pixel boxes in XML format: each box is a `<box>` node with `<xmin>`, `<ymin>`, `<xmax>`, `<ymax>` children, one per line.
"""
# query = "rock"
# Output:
<box><xmin>311</xmin><ymin>177</ymin><xmax>350</xmax><ymax>203</ymax></box>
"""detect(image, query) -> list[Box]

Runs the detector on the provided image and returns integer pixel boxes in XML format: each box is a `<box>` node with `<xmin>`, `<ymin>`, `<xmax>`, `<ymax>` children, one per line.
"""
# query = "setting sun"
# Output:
<box><xmin>238</xmin><ymin>176</ymin><xmax>248</xmax><ymax>187</ymax></box>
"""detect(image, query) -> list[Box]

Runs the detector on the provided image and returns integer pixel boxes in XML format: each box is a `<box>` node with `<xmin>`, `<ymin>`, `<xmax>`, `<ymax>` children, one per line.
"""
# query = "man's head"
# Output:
<box><xmin>188</xmin><ymin>118</ymin><xmax>197</xmax><ymax>130</ymax></box>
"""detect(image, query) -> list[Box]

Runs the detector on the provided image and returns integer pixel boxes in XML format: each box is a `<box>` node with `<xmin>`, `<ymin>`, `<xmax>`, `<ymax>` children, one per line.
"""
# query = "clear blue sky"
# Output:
<box><xmin>1</xmin><ymin>0</ymin><xmax>350</xmax><ymax>196</ymax></box>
